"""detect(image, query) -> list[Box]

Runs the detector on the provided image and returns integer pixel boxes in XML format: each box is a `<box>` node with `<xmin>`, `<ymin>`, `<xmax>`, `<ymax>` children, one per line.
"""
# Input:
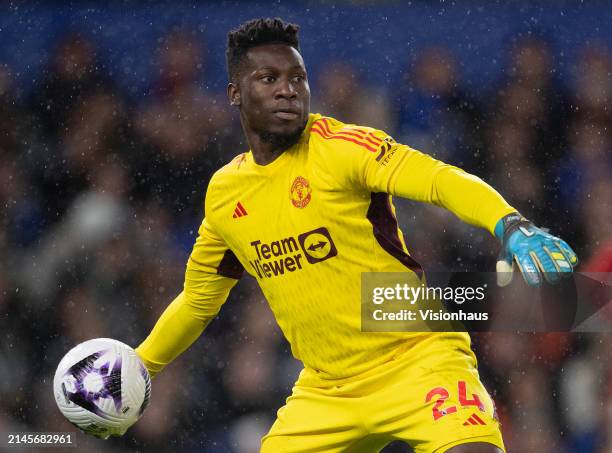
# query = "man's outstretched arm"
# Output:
<box><xmin>366</xmin><ymin>143</ymin><xmax>516</xmax><ymax>235</ymax></box>
<box><xmin>136</xmin><ymin>292</ymin><xmax>214</xmax><ymax>378</ymax></box>
<box><xmin>351</xmin><ymin>135</ymin><xmax>578</xmax><ymax>284</ymax></box>
<box><xmin>136</xmin><ymin>217</ymin><xmax>243</xmax><ymax>378</ymax></box>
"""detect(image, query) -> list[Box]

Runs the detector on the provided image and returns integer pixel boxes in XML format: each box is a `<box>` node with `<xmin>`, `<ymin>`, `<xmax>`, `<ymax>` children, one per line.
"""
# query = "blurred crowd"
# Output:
<box><xmin>0</xmin><ymin>26</ymin><xmax>611</xmax><ymax>453</ymax></box>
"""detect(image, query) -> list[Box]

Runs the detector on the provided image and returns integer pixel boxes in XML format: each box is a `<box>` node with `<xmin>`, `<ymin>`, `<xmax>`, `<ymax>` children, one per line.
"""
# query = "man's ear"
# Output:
<box><xmin>227</xmin><ymin>82</ymin><xmax>241</xmax><ymax>106</ymax></box>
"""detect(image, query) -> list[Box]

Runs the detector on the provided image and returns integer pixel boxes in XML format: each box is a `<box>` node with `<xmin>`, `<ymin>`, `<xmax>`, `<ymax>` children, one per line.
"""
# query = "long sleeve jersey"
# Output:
<box><xmin>136</xmin><ymin>113</ymin><xmax>515</xmax><ymax>380</ymax></box>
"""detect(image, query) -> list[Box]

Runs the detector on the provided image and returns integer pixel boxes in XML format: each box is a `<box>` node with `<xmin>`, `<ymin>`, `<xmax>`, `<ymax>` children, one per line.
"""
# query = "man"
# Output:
<box><xmin>135</xmin><ymin>18</ymin><xmax>577</xmax><ymax>452</ymax></box>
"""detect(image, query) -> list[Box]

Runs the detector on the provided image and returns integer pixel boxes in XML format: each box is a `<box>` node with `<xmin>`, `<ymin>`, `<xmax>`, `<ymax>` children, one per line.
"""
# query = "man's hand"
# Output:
<box><xmin>495</xmin><ymin>212</ymin><xmax>578</xmax><ymax>287</ymax></box>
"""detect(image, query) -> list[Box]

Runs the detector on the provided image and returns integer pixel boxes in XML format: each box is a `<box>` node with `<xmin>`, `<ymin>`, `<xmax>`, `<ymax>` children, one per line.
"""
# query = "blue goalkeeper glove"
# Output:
<box><xmin>495</xmin><ymin>212</ymin><xmax>578</xmax><ymax>287</ymax></box>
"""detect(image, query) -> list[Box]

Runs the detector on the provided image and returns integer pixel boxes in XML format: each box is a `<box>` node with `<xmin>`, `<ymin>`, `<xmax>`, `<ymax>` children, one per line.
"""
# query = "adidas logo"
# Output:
<box><xmin>233</xmin><ymin>202</ymin><xmax>248</xmax><ymax>218</ymax></box>
<box><xmin>463</xmin><ymin>413</ymin><xmax>487</xmax><ymax>426</ymax></box>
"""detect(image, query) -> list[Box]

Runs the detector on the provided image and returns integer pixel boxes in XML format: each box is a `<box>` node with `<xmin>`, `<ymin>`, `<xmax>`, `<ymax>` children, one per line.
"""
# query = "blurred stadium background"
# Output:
<box><xmin>0</xmin><ymin>1</ymin><xmax>611</xmax><ymax>452</ymax></box>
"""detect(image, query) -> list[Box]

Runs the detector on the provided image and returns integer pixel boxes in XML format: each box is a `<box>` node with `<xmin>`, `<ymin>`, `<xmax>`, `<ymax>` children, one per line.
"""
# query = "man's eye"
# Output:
<box><xmin>293</xmin><ymin>75</ymin><xmax>306</xmax><ymax>82</ymax></box>
<box><xmin>261</xmin><ymin>76</ymin><xmax>275</xmax><ymax>83</ymax></box>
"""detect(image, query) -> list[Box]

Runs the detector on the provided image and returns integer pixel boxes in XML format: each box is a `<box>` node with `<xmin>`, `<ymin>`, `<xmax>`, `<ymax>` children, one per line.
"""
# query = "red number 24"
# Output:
<box><xmin>425</xmin><ymin>381</ymin><xmax>485</xmax><ymax>421</ymax></box>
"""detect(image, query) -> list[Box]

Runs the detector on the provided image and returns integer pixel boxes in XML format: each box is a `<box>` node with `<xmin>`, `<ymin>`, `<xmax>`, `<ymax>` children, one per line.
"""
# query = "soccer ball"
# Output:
<box><xmin>53</xmin><ymin>338</ymin><xmax>151</xmax><ymax>439</ymax></box>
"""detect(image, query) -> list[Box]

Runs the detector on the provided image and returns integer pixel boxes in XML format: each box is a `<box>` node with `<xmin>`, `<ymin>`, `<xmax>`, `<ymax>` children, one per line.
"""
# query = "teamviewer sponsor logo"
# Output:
<box><xmin>248</xmin><ymin>227</ymin><xmax>337</xmax><ymax>279</ymax></box>
<box><xmin>297</xmin><ymin>227</ymin><xmax>337</xmax><ymax>264</ymax></box>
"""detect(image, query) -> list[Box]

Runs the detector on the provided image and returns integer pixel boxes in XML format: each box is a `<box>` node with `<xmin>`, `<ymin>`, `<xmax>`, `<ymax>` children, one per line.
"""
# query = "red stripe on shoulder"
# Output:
<box><xmin>355</xmin><ymin>132</ymin><xmax>383</xmax><ymax>147</ymax></box>
<box><xmin>342</xmin><ymin>126</ymin><xmax>382</xmax><ymax>144</ymax></box>
<box><xmin>311</xmin><ymin>124</ymin><xmax>378</xmax><ymax>152</ymax></box>
<box><xmin>313</xmin><ymin>119</ymin><xmax>380</xmax><ymax>152</ymax></box>
<box><xmin>318</xmin><ymin>117</ymin><xmax>383</xmax><ymax>147</ymax></box>
<box><xmin>318</xmin><ymin>118</ymin><xmax>384</xmax><ymax>147</ymax></box>
<box><xmin>319</xmin><ymin>117</ymin><xmax>334</xmax><ymax>133</ymax></box>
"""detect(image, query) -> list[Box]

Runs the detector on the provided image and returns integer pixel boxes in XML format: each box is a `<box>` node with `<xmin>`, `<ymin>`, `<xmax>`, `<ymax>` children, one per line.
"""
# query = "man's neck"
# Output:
<box><xmin>245</xmin><ymin>129</ymin><xmax>288</xmax><ymax>166</ymax></box>
<box><xmin>243</xmin><ymin>122</ymin><xmax>308</xmax><ymax>166</ymax></box>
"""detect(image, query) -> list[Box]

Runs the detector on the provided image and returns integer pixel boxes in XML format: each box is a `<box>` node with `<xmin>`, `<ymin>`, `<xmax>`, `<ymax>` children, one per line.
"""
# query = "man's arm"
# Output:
<box><xmin>136</xmin><ymin>217</ymin><xmax>243</xmax><ymax>378</ymax></box>
<box><xmin>314</xmin><ymin>119</ymin><xmax>515</xmax><ymax>233</ymax></box>
<box><xmin>310</xmin><ymin>117</ymin><xmax>577</xmax><ymax>284</ymax></box>
<box><xmin>363</xmin><ymin>141</ymin><xmax>516</xmax><ymax>235</ymax></box>
<box><xmin>324</xmin><ymin>122</ymin><xmax>578</xmax><ymax>284</ymax></box>
<box><xmin>367</xmin><ymin>141</ymin><xmax>577</xmax><ymax>284</ymax></box>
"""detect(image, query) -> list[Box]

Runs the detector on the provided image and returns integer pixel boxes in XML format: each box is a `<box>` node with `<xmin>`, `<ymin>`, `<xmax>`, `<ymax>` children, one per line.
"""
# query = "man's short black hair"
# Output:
<box><xmin>226</xmin><ymin>17</ymin><xmax>300</xmax><ymax>82</ymax></box>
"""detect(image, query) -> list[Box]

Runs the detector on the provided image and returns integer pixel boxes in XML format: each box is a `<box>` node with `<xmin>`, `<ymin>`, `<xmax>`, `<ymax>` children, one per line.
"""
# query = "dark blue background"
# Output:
<box><xmin>2</xmin><ymin>1</ymin><xmax>611</xmax><ymax>97</ymax></box>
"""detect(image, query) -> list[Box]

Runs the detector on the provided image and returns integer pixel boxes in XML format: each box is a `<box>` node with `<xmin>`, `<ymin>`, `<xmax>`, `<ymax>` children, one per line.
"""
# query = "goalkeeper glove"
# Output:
<box><xmin>495</xmin><ymin>212</ymin><xmax>578</xmax><ymax>287</ymax></box>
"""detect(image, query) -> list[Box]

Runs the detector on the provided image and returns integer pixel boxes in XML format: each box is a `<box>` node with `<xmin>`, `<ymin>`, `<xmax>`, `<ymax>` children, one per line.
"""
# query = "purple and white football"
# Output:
<box><xmin>53</xmin><ymin>338</ymin><xmax>151</xmax><ymax>439</ymax></box>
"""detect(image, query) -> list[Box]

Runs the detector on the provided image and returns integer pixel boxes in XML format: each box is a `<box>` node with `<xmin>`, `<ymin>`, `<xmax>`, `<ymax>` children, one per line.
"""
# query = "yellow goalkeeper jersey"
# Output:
<box><xmin>136</xmin><ymin>113</ymin><xmax>515</xmax><ymax>380</ymax></box>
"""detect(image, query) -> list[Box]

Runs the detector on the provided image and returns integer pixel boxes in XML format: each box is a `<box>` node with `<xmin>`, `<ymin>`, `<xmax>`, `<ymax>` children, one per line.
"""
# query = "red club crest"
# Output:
<box><xmin>290</xmin><ymin>176</ymin><xmax>312</xmax><ymax>208</ymax></box>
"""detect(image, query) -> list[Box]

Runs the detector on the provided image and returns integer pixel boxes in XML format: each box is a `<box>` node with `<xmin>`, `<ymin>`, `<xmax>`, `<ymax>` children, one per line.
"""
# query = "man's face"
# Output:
<box><xmin>231</xmin><ymin>44</ymin><xmax>310</xmax><ymax>142</ymax></box>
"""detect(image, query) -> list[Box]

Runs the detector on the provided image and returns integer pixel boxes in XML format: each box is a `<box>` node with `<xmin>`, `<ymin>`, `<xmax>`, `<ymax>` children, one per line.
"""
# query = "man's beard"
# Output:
<box><xmin>258</xmin><ymin>121</ymin><xmax>307</xmax><ymax>151</ymax></box>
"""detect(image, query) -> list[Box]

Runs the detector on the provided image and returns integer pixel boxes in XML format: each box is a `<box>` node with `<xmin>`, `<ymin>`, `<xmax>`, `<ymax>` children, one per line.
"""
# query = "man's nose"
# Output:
<box><xmin>275</xmin><ymin>79</ymin><xmax>297</xmax><ymax>99</ymax></box>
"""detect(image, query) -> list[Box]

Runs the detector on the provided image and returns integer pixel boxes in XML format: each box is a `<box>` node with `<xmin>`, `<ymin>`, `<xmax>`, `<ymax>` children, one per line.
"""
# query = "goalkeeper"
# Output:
<box><xmin>136</xmin><ymin>18</ymin><xmax>577</xmax><ymax>453</ymax></box>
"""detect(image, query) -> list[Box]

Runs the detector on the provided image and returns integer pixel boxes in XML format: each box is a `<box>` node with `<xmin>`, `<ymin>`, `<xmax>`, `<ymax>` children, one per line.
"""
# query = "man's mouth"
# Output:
<box><xmin>273</xmin><ymin>108</ymin><xmax>300</xmax><ymax>120</ymax></box>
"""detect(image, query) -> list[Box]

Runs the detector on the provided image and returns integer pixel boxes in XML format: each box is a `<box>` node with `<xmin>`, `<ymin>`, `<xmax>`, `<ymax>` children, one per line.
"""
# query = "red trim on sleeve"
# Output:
<box><xmin>311</xmin><ymin>125</ymin><xmax>378</xmax><ymax>153</ymax></box>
